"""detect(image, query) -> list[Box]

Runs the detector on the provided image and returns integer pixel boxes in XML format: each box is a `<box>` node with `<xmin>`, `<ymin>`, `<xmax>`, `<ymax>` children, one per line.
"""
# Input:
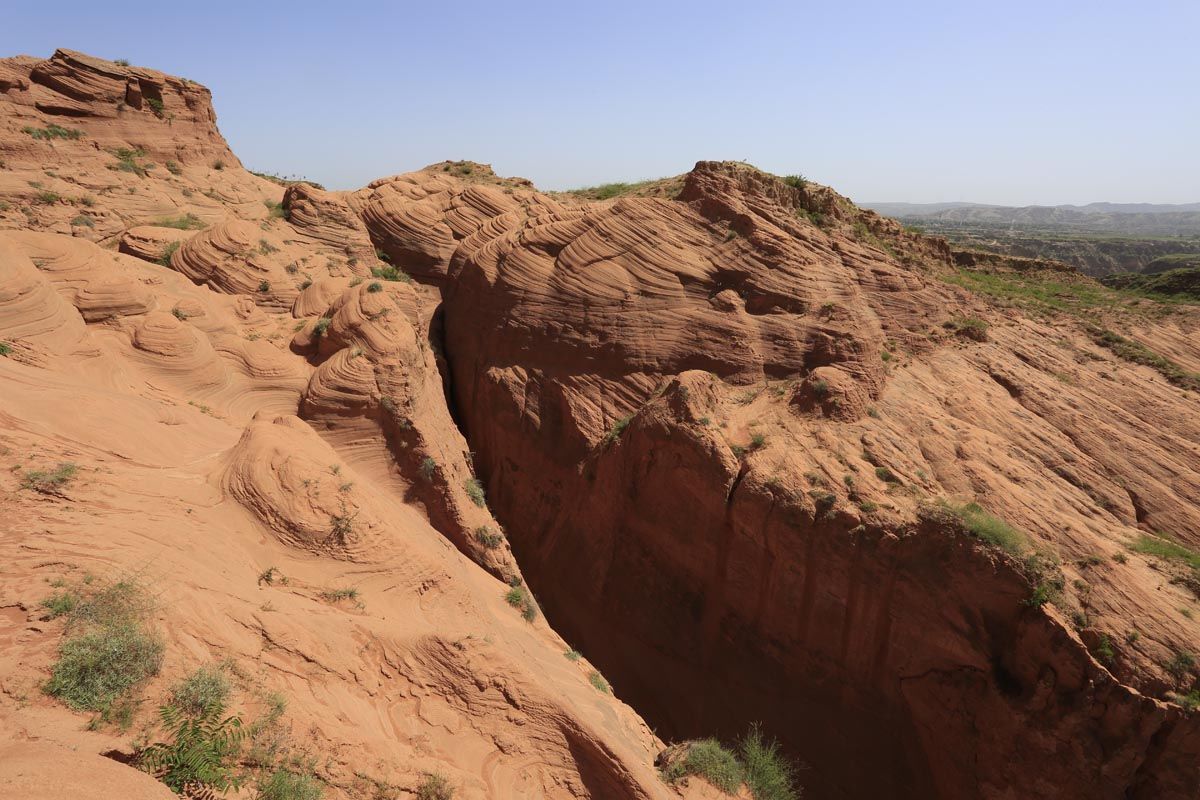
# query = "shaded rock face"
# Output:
<box><xmin>428</xmin><ymin>162</ymin><xmax>1200</xmax><ymax>798</ymax></box>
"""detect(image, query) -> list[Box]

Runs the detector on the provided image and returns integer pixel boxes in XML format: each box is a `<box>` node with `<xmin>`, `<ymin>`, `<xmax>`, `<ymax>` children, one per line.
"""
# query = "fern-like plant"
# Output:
<box><xmin>141</xmin><ymin>700</ymin><xmax>244</xmax><ymax>798</ymax></box>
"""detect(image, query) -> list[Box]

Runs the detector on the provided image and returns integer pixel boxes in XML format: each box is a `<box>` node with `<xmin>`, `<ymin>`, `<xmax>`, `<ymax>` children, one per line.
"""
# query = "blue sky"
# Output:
<box><xmin>4</xmin><ymin>1</ymin><xmax>1197</xmax><ymax>204</ymax></box>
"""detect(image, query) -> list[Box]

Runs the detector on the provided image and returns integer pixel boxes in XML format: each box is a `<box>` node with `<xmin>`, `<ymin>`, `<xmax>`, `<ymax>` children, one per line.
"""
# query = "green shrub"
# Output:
<box><xmin>504</xmin><ymin>584</ymin><xmax>537</xmax><ymax>622</ymax></box>
<box><xmin>371</xmin><ymin>265</ymin><xmax>412</xmax><ymax>283</ymax></box>
<box><xmin>258</xmin><ymin>239</ymin><xmax>278</xmax><ymax>255</ymax></box>
<box><xmin>416</xmin><ymin>773</ymin><xmax>452</xmax><ymax>800</ymax></box>
<box><xmin>739</xmin><ymin>724</ymin><xmax>799</xmax><ymax>800</ymax></box>
<box><xmin>782</xmin><ymin>175</ymin><xmax>807</xmax><ymax>189</ymax></box>
<box><xmin>165</xmin><ymin>160</ymin><xmax>182</xmax><ymax>175</ymax></box>
<box><xmin>114</xmin><ymin>59</ymin><xmax>130</xmax><ymax>67</ymax></box>
<box><xmin>264</xmin><ymin>200</ymin><xmax>287</xmax><ymax>220</ymax></box>
<box><xmin>564</xmin><ymin>649</ymin><xmax>582</xmax><ymax>661</ymax></box>
<box><xmin>45</xmin><ymin>580</ymin><xmax>163</xmax><ymax>714</ymax></box>
<box><xmin>663</xmin><ymin>739</ymin><xmax>743</xmax><ymax>793</ymax></box>
<box><xmin>945</xmin><ymin>316</ymin><xmax>990</xmax><ymax>342</ymax></box>
<box><xmin>158</xmin><ymin>241</ymin><xmax>180</xmax><ymax>267</ymax></box>
<box><xmin>1168</xmin><ymin>651</ymin><xmax>1196</xmax><ymax>680</ymax></box>
<box><xmin>258</xmin><ymin>280</ymin><xmax>271</xmax><ymax>293</ymax></box>
<box><xmin>146</xmin><ymin>97</ymin><xmax>165</xmax><ymax>117</ymax></box>
<box><xmin>170</xmin><ymin>665</ymin><xmax>231</xmax><ymax>717</ymax></box>
<box><xmin>311</xmin><ymin>317</ymin><xmax>332</xmax><ymax>339</ymax></box>
<box><xmin>140</xmin><ymin>700</ymin><xmax>243</xmax><ymax>795</ymax></box>
<box><xmin>71</xmin><ymin>214</ymin><xmax>95</xmax><ymax>227</ymax></box>
<box><xmin>34</xmin><ymin>190</ymin><xmax>61</xmax><ymax>205</ymax></box>
<box><xmin>366</xmin><ymin>281</ymin><xmax>383</xmax><ymax>293</ymax></box>
<box><xmin>22</xmin><ymin>462</ymin><xmax>78</xmax><ymax>494</ymax></box>
<box><xmin>464</xmin><ymin>478</ymin><xmax>486</xmax><ymax>507</ymax></box>
<box><xmin>0</xmin><ymin>342</ymin><xmax>10</xmax><ymax>357</ymax></box>
<box><xmin>419</xmin><ymin>457</ymin><xmax>436</xmax><ymax>480</ymax></box>
<box><xmin>604</xmin><ymin>415</ymin><xmax>633</xmax><ymax>445</ymax></box>
<box><xmin>113</xmin><ymin>147</ymin><xmax>149</xmax><ymax>176</ymax></box>
<box><xmin>154</xmin><ymin>213</ymin><xmax>206</xmax><ymax>230</ymax></box>
<box><xmin>212</xmin><ymin>160</ymin><xmax>225</xmax><ymax>170</ymax></box>
<box><xmin>474</xmin><ymin>526</ymin><xmax>503</xmax><ymax>549</ymax></box>
<box><xmin>257</xmin><ymin>768</ymin><xmax>324</xmax><ymax>800</ymax></box>
<box><xmin>874</xmin><ymin>466</ymin><xmax>900</xmax><ymax>484</ymax></box>
<box><xmin>749</xmin><ymin>433</ymin><xmax>767</xmax><ymax>450</ymax></box>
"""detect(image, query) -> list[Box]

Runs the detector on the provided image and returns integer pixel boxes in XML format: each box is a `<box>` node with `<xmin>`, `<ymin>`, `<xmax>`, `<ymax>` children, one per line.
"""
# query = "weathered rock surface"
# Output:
<box><xmin>3</xmin><ymin>46</ymin><xmax>1200</xmax><ymax>800</ymax></box>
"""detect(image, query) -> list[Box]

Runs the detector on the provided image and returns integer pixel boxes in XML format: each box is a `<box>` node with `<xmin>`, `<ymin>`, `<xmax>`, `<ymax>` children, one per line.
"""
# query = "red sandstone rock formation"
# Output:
<box><xmin>3</xmin><ymin>47</ymin><xmax>1200</xmax><ymax>800</ymax></box>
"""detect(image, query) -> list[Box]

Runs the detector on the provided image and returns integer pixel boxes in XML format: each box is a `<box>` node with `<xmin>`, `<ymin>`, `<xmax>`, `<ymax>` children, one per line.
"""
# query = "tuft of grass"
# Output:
<box><xmin>41</xmin><ymin>590</ymin><xmax>79</xmax><ymax>619</ymax></box>
<box><xmin>504</xmin><ymin>584</ymin><xmax>538</xmax><ymax>622</ymax></box>
<box><xmin>739</xmin><ymin>724</ymin><xmax>800</xmax><ymax>800</ymax></box>
<box><xmin>23</xmin><ymin>124</ymin><xmax>84</xmax><ymax>141</ymax></box>
<box><xmin>114</xmin><ymin>59</ymin><xmax>130</xmax><ymax>66</ymax></box>
<box><xmin>564</xmin><ymin>649</ymin><xmax>582</xmax><ymax>661</ymax></box>
<box><xmin>311</xmin><ymin>317</ymin><xmax>332</xmax><ymax>339</ymax></box>
<box><xmin>44</xmin><ymin>579</ymin><xmax>163</xmax><ymax>715</ymax></box>
<box><xmin>942</xmin><ymin>501</ymin><xmax>1027</xmax><ymax>557</ymax></box>
<box><xmin>264</xmin><ymin>199</ymin><xmax>288</xmax><ymax>220</ymax></box>
<box><xmin>21</xmin><ymin>462</ymin><xmax>78</xmax><ymax>494</ymax></box>
<box><xmin>663</xmin><ymin>726</ymin><xmax>800</xmax><ymax>800</ymax></box>
<box><xmin>370</xmin><ymin>265</ymin><xmax>412</xmax><ymax>283</ymax></box>
<box><xmin>170</xmin><ymin>665</ymin><xmax>231</xmax><ymax>717</ymax></box>
<box><xmin>588</xmin><ymin>670</ymin><xmax>610</xmax><ymax>694</ymax></box>
<box><xmin>782</xmin><ymin>175</ymin><xmax>807</xmax><ymax>189</ymax></box>
<box><xmin>416</xmin><ymin>773</ymin><xmax>453</xmax><ymax>800</ymax></box>
<box><xmin>419</xmin><ymin>457</ymin><xmax>437</xmax><ymax>480</ymax></box>
<box><xmin>153</xmin><ymin>213</ymin><xmax>206</xmax><ymax>230</ymax></box>
<box><xmin>165</xmin><ymin>160</ymin><xmax>182</xmax><ymax>175</ymax></box>
<box><xmin>1130</xmin><ymin>533</ymin><xmax>1200</xmax><ymax>570</ymax></box>
<box><xmin>71</xmin><ymin>214</ymin><xmax>95</xmax><ymax>228</ymax></box>
<box><xmin>664</xmin><ymin>739</ymin><xmax>743</xmax><ymax>793</ymax></box>
<box><xmin>257</xmin><ymin>768</ymin><xmax>324</xmax><ymax>800</ymax></box>
<box><xmin>474</xmin><ymin>526</ymin><xmax>503</xmax><ymax>549</ymax></box>
<box><xmin>319</xmin><ymin>587</ymin><xmax>359</xmax><ymax>603</ymax></box>
<box><xmin>464</xmin><ymin>478</ymin><xmax>486</xmax><ymax>507</ymax></box>
<box><xmin>145</xmin><ymin>97</ymin><xmax>164</xmax><ymax>117</ymax></box>
<box><xmin>0</xmin><ymin>342</ymin><xmax>10</xmax><ymax>357</ymax></box>
<box><xmin>34</xmin><ymin>190</ymin><xmax>61</xmax><ymax>205</ymax></box>
<box><xmin>1090</xmin><ymin>327</ymin><xmax>1200</xmax><ymax>391</ymax></box>
<box><xmin>366</xmin><ymin>281</ymin><xmax>383</xmax><ymax>293</ymax></box>
<box><xmin>112</xmin><ymin>147</ymin><xmax>149</xmax><ymax>176</ymax></box>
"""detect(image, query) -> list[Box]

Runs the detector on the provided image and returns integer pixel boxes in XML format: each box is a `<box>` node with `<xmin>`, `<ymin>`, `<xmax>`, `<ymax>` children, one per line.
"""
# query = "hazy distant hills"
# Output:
<box><xmin>866</xmin><ymin>201</ymin><xmax>1200</xmax><ymax>218</ymax></box>
<box><xmin>863</xmin><ymin>201</ymin><xmax>1200</xmax><ymax>275</ymax></box>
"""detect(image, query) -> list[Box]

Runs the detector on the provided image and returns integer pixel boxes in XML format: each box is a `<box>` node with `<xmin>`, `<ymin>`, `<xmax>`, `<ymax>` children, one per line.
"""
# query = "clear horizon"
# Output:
<box><xmin>4</xmin><ymin>0</ymin><xmax>1197</xmax><ymax>206</ymax></box>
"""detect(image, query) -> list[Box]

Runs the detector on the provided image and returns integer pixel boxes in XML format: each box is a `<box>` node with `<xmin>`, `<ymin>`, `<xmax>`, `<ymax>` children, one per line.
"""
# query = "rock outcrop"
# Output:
<box><xmin>3</xmin><ymin>47</ymin><xmax>1200</xmax><ymax>800</ymax></box>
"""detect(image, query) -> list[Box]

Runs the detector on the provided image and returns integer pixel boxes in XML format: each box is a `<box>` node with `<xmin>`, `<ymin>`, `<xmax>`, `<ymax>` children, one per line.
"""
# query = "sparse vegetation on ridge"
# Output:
<box><xmin>416</xmin><ymin>773</ymin><xmax>453</xmax><ymax>800</ymax></box>
<box><xmin>154</xmin><ymin>213</ymin><xmax>206</xmax><ymax>230</ymax></box>
<box><xmin>21</xmin><ymin>462</ymin><xmax>79</xmax><ymax>494</ymax></box>
<box><xmin>370</xmin><ymin>264</ymin><xmax>412</xmax><ymax>283</ymax></box>
<box><xmin>23</xmin><ymin>124</ymin><xmax>83</xmax><ymax>140</ymax></box>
